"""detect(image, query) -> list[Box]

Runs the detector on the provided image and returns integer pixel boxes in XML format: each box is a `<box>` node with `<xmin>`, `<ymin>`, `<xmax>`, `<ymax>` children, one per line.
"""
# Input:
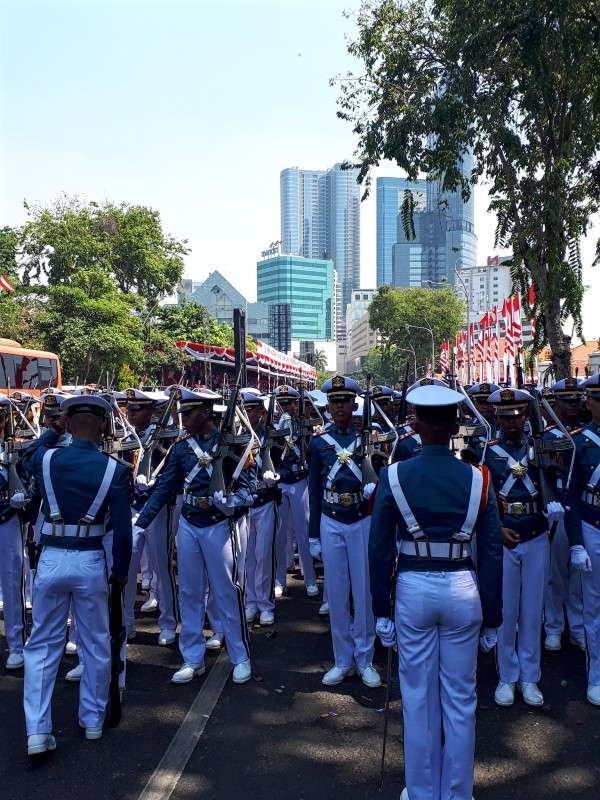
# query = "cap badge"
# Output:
<box><xmin>81</xmin><ymin>387</ymin><xmax>89</xmax><ymax>395</ymax></box>
<box><xmin>279</xmin><ymin>385</ymin><xmax>289</xmax><ymax>395</ymax></box>
<box><xmin>332</xmin><ymin>375</ymin><xmax>345</xmax><ymax>389</ymax></box>
<box><xmin>480</xmin><ymin>383</ymin><xmax>490</xmax><ymax>393</ymax></box>
<box><xmin>420</xmin><ymin>378</ymin><xmax>434</xmax><ymax>386</ymax></box>
<box><xmin>126</xmin><ymin>389</ymin><xmax>136</xmax><ymax>400</ymax></box>
<box><xmin>45</xmin><ymin>396</ymin><xmax>59</xmax><ymax>408</ymax></box>
<box><xmin>173</xmin><ymin>388</ymin><xmax>182</xmax><ymax>401</ymax></box>
<box><xmin>12</xmin><ymin>392</ymin><xmax>22</xmax><ymax>401</ymax></box>
<box><xmin>565</xmin><ymin>377</ymin><xmax>577</xmax><ymax>389</ymax></box>
<box><xmin>500</xmin><ymin>389</ymin><xmax>515</xmax><ymax>402</ymax></box>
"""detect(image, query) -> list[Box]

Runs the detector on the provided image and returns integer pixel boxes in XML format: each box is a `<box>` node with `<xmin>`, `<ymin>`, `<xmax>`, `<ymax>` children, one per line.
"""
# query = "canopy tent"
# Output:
<box><xmin>162</xmin><ymin>340</ymin><xmax>317</xmax><ymax>391</ymax></box>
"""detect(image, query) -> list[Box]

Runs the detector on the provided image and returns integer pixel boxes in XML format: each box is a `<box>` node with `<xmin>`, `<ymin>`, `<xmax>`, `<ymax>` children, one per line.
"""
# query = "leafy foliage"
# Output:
<box><xmin>336</xmin><ymin>0</ymin><xmax>600</xmax><ymax>377</ymax></box>
<box><xmin>367</xmin><ymin>284</ymin><xmax>464</xmax><ymax>380</ymax></box>
<box><xmin>19</xmin><ymin>195</ymin><xmax>188</xmax><ymax>306</ymax></box>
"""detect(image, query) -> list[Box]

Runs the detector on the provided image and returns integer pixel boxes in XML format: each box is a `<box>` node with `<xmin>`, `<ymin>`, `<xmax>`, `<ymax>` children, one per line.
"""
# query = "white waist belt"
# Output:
<box><xmin>581</xmin><ymin>490</ymin><xmax>600</xmax><ymax>507</ymax></box>
<box><xmin>41</xmin><ymin>521</ymin><xmax>105</xmax><ymax>538</ymax></box>
<box><xmin>399</xmin><ymin>540</ymin><xmax>472</xmax><ymax>559</ymax></box>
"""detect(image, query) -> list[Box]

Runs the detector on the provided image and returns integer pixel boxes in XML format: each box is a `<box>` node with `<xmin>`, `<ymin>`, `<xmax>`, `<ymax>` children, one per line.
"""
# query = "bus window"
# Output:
<box><xmin>0</xmin><ymin>354</ymin><xmax>59</xmax><ymax>389</ymax></box>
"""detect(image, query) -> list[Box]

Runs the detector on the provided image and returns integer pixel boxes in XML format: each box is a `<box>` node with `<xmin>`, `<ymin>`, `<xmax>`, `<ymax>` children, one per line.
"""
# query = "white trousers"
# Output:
<box><xmin>582</xmin><ymin>520</ymin><xmax>600</xmax><ymax>685</ymax></box>
<box><xmin>24</xmin><ymin>547</ymin><xmax>110</xmax><ymax>733</ymax></box>
<box><xmin>177</xmin><ymin>516</ymin><xmax>249</xmax><ymax>666</ymax></box>
<box><xmin>0</xmin><ymin>515</ymin><xmax>25</xmax><ymax>655</ymax></box>
<box><xmin>321</xmin><ymin>515</ymin><xmax>374</xmax><ymax>670</ymax></box>
<box><xmin>544</xmin><ymin>520</ymin><xmax>584</xmax><ymax>639</ymax></box>
<box><xmin>396</xmin><ymin>570</ymin><xmax>482</xmax><ymax>800</ymax></box>
<box><xmin>247</xmin><ymin>501</ymin><xmax>277</xmax><ymax>612</ymax></box>
<box><xmin>125</xmin><ymin>506</ymin><xmax>178</xmax><ymax>635</ymax></box>
<box><xmin>497</xmin><ymin>532</ymin><xmax>550</xmax><ymax>683</ymax></box>
<box><xmin>275</xmin><ymin>480</ymin><xmax>315</xmax><ymax>589</ymax></box>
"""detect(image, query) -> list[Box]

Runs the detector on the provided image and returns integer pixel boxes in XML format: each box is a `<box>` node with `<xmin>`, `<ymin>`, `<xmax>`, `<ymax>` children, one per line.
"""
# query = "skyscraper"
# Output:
<box><xmin>257</xmin><ymin>254</ymin><xmax>334</xmax><ymax>342</ymax></box>
<box><xmin>376</xmin><ymin>177</ymin><xmax>427</xmax><ymax>286</ymax></box>
<box><xmin>377</xmin><ymin>152</ymin><xmax>477</xmax><ymax>289</ymax></box>
<box><xmin>280</xmin><ymin>163</ymin><xmax>360</xmax><ymax>312</ymax></box>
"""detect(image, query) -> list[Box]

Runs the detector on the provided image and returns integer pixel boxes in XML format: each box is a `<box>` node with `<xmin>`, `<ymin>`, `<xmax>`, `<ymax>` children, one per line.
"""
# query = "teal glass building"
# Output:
<box><xmin>257</xmin><ymin>255</ymin><xmax>334</xmax><ymax>342</ymax></box>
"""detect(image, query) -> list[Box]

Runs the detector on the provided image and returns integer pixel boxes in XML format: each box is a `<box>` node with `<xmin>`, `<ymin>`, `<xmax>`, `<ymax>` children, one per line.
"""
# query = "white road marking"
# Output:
<box><xmin>137</xmin><ymin>650</ymin><xmax>231</xmax><ymax>800</ymax></box>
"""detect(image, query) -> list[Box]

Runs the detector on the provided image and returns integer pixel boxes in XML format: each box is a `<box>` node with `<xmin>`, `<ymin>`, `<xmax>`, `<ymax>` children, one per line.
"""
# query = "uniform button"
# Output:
<box><xmin>358</xmin><ymin>513</ymin><xmax>362</xmax><ymax>518</ymax></box>
<box><xmin>332</xmin><ymin>511</ymin><xmax>336</xmax><ymax>516</ymax></box>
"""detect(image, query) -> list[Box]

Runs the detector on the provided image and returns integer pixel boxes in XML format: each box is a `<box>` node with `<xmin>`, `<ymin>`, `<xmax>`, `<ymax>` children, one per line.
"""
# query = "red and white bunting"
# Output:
<box><xmin>0</xmin><ymin>274</ymin><xmax>15</xmax><ymax>292</ymax></box>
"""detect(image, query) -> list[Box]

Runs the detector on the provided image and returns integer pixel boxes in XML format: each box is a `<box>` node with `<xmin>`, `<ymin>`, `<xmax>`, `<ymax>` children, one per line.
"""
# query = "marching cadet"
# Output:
<box><xmin>0</xmin><ymin>394</ymin><xmax>27</xmax><ymax>671</ymax></box>
<box><xmin>484</xmin><ymin>388</ymin><xmax>563</xmax><ymax>707</ymax></box>
<box><xmin>369</xmin><ymin>380</ymin><xmax>503</xmax><ymax>800</ymax></box>
<box><xmin>133</xmin><ymin>386</ymin><xmax>253</xmax><ymax>685</ymax></box>
<box><xmin>467</xmin><ymin>382</ymin><xmax>501</xmax><ymax>439</ymax></box>
<box><xmin>392</xmin><ymin>378</ymin><xmax>447</xmax><ymax>462</ymax></box>
<box><xmin>21</xmin><ymin>394</ymin><xmax>132</xmax><ymax>754</ymax></box>
<box><xmin>543</xmin><ymin>378</ymin><xmax>585</xmax><ymax>652</ymax></box>
<box><xmin>243</xmin><ymin>391</ymin><xmax>280</xmax><ymax>626</ymax></box>
<box><xmin>565</xmin><ymin>373</ymin><xmax>600</xmax><ymax>705</ymax></box>
<box><xmin>368</xmin><ymin>384</ymin><xmax>394</xmax><ymax>426</ymax></box>
<box><xmin>273</xmin><ymin>385</ymin><xmax>318</xmax><ymax>599</ymax></box>
<box><xmin>308</xmin><ymin>376</ymin><xmax>380</xmax><ymax>688</ymax></box>
<box><xmin>123</xmin><ymin>388</ymin><xmax>178</xmax><ymax>646</ymax></box>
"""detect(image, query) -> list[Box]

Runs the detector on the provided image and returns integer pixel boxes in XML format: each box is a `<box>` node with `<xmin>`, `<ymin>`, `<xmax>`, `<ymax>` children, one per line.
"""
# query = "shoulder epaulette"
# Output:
<box><xmin>570</xmin><ymin>427</ymin><xmax>585</xmax><ymax>436</ymax></box>
<box><xmin>398</xmin><ymin>430</ymin><xmax>416</xmax><ymax>442</ymax></box>
<box><xmin>544</xmin><ymin>424</ymin><xmax>557</xmax><ymax>432</ymax></box>
<box><xmin>176</xmin><ymin>433</ymin><xmax>192</xmax><ymax>443</ymax></box>
<box><xmin>488</xmin><ymin>438</ymin><xmax>500</xmax><ymax>446</ymax></box>
<box><xmin>312</xmin><ymin>427</ymin><xmax>327</xmax><ymax>437</ymax></box>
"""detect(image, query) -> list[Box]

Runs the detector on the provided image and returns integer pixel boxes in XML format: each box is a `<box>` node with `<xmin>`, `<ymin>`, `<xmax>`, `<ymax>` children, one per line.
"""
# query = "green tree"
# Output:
<box><xmin>313</xmin><ymin>349</ymin><xmax>328</xmax><ymax>372</ymax></box>
<box><xmin>337</xmin><ymin>0</ymin><xmax>600</xmax><ymax>378</ymax></box>
<box><xmin>33</xmin><ymin>267</ymin><xmax>143</xmax><ymax>384</ymax></box>
<box><xmin>363</xmin><ymin>345</ymin><xmax>407</xmax><ymax>386</ymax></box>
<box><xmin>19</xmin><ymin>194</ymin><xmax>188</xmax><ymax>306</ymax></box>
<box><xmin>368</xmin><ymin>285</ymin><xmax>464</xmax><ymax>376</ymax></box>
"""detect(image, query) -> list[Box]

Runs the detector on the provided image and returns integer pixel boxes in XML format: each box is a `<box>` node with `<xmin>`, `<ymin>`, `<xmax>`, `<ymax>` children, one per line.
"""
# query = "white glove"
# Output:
<box><xmin>543</xmin><ymin>501</ymin><xmax>565</xmax><ymax>523</ymax></box>
<box><xmin>132</xmin><ymin>525</ymin><xmax>145</xmax><ymax>537</ymax></box>
<box><xmin>376</xmin><ymin>617</ymin><xmax>396</xmax><ymax>648</ymax></box>
<box><xmin>309</xmin><ymin>537</ymin><xmax>322</xmax><ymax>559</ymax></box>
<box><xmin>9</xmin><ymin>491</ymin><xmax>29</xmax><ymax>509</ymax></box>
<box><xmin>262</xmin><ymin>470</ymin><xmax>279</xmax><ymax>487</ymax></box>
<box><xmin>363</xmin><ymin>482</ymin><xmax>376</xmax><ymax>500</ymax></box>
<box><xmin>479</xmin><ymin>626</ymin><xmax>497</xmax><ymax>652</ymax></box>
<box><xmin>570</xmin><ymin>545</ymin><xmax>592</xmax><ymax>572</ymax></box>
<box><xmin>135</xmin><ymin>474</ymin><xmax>155</xmax><ymax>491</ymax></box>
<box><xmin>212</xmin><ymin>490</ymin><xmax>235</xmax><ymax>517</ymax></box>
<box><xmin>243</xmin><ymin>493</ymin><xmax>257</xmax><ymax>507</ymax></box>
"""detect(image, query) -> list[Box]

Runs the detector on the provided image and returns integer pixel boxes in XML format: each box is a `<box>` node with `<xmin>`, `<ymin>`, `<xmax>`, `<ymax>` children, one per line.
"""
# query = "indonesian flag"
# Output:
<box><xmin>439</xmin><ymin>341</ymin><xmax>449</xmax><ymax>375</ymax></box>
<box><xmin>512</xmin><ymin>293</ymin><xmax>523</xmax><ymax>352</ymax></box>
<box><xmin>469</xmin><ymin>322</ymin><xmax>476</xmax><ymax>376</ymax></box>
<box><xmin>487</xmin><ymin>255</ymin><xmax>499</xmax><ymax>266</ymax></box>
<box><xmin>503</xmin><ymin>297</ymin><xmax>514</xmax><ymax>359</ymax></box>
<box><xmin>493</xmin><ymin>333</ymin><xmax>500</xmax><ymax>384</ymax></box>
<box><xmin>0</xmin><ymin>274</ymin><xmax>15</xmax><ymax>292</ymax></box>
<box><xmin>528</xmin><ymin>283</ymin><xmax>536</xmax><ymax>341</ymax></box>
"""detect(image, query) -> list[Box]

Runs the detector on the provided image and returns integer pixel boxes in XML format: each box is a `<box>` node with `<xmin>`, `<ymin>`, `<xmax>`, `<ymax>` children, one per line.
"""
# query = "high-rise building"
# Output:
<box><xmin>256</xmin><ymin>254</ymin><xmax>335</xmax><ymax>342</ymax></box>
<box><xmin>377</xmin><ymin>177</ymin><xmax>427</xmax><ymax>286</ymax></box>
<box><xmin>378</xmin><ymin>152</ymin><xmax>478</xmax><ymax>290</ymax></box>
<box><xmin>280</xmin><ymin>163</ymin><xmax>360</xmax><ymax>313</ymax></box>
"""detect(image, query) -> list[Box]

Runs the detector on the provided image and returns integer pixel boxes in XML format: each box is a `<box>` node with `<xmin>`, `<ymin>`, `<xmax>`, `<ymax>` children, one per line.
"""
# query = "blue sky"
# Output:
<box><xmin>1</xmin><ymin>0</ymin><xmax>598</xmax><ymax>339</ymax></box>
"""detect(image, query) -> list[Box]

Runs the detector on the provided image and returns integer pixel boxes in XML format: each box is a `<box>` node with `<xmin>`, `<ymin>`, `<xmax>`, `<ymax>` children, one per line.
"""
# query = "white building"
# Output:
<box><xmin>346</xmin><ymin>311</ymin><xmax>381</xmax><ymax>373</ymax></box>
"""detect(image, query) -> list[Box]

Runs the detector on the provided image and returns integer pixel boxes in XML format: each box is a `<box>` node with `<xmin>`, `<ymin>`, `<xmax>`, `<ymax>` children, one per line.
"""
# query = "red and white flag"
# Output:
<box><xmin>512</xmin><ymin>293</ymin><xmax>523</xmax><ymax>353</ymax></box>
<box><xmin>439</xmin><ymin>341</ymin><xmax>449</xmax><ymax>375</ymax></box>
<box><xmin>493</xmin><ymin>333</ymin><xmax>500</xmax><ymax>384</ymax></box>
<box><xmin>0</xmin><ymin>274</ymin><xmax>15</xmax><ymax>292</ymax></box>
<box><xmin>528</xmin><ymin>283</ymin><xmax>536</xmax><ymax>341</ymax></box>
<box><xmin>487</xmin><ymin>255</ymin><xmax>499</xmax><ymax>266</ymax></box>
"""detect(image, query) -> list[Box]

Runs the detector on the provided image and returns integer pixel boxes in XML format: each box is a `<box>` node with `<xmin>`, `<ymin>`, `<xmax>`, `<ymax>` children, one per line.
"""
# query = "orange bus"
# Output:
<box><xmin>0</xmin><ymin>339</ymin><xmax>62</xmax><ymax>394</ymax></box>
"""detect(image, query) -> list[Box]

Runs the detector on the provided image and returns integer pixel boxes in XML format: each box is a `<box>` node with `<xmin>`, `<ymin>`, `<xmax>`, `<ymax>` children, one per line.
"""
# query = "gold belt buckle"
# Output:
<box><xmin>197</xmin><ymin>497</ymin><xmax>210</xmax><ymax>509</ymax></box>
<box><xmin>511</xmin><ymin>502</ymin><xmax>525</xmax><ymax>516</ymax></box>
<box><xmin>338</xmin><ymin>493</ymin><xmax>353</xmax><ymax>506</ymax></box>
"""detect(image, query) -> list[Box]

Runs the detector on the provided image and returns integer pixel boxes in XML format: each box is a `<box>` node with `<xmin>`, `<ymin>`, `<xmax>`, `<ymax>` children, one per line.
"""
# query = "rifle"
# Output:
<box><xmin>109</xmin><ymin>584</ymin><xmax>126</xmax><ymax>726</ymax></box>
<box><xmin>206</xmin><ymin>379</ymin><xmax>254</xmax><ymax>497</ymax></box>
<box><xmin>398</xmin><ymin>363</ymin><xmax>410</xmax><ymax>427</ymax></box>
<box><xmin>3</xmin><ymin>382</ymin><xmax>31</xmax><ymax>502</ymax></box>
<box><xmin>360</xmin><ymin>374</ymin><xmax>380</xmax><ymax>487</ymax></box>
<box><xmin>526</xmin><ymin>388</ymin><xmax>574</xmax><ymax>536</ymax></box>
<box><xmin>136</xmin><ymin>390</ymin><xmax>178</xmax><ymax>482</ymax></box>
<box><xmin>102</xmin><ymin>403</ymin><xmax>141</xmax><ymax>470</ymax></box>
<box><xmin>258</xmin><ymin>392</ymin><xmax>289</xmax><ymax>479</ymax></box>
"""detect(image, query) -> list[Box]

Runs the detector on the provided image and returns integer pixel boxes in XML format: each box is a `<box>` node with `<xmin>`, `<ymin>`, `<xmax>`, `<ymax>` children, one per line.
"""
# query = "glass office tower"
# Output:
<box><xmin>376</xmin><ymin>177</ymin><xmax>427</xmax><ymax>286</ymax></box>
<box><xmin>378</xmin><ymin>151</ymin><xmax>477</xmax><ymax>289</ymax></box>
<box><xmin>280</xmin><ymin>164</ymin><xmax>360</xmax><ymax>313</ymax></box>
<box><xmin>257</xmin><ymin>255</ymin><xmax>334</xmax><ymax>342</ymax></box>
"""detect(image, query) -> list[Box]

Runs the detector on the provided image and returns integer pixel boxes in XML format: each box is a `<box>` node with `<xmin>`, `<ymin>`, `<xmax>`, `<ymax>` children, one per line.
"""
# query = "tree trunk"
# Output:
<box><xmin>544</xmin><ymin>296</ymin><xmax>572</xmax><ymax>380</ymax></box>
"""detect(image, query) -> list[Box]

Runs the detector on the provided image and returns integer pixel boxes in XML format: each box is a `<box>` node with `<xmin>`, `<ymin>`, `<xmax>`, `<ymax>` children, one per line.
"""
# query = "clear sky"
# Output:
<box><xmin>1</xmin><ymin>0</ymin><xmax>598</xmax><ymax>340</ymax></box>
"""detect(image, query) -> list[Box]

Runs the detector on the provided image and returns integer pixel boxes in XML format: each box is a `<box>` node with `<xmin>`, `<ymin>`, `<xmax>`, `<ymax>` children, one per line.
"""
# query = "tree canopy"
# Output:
<box><xmin>367</xmin><ymin>284</ymin><xmax>465</xmax><ymax>381</ymax></box>
<box><xmin>19</xmin><ymin>195</ymin><xmax>189</xmax><ymax>306</ymax></box>
<box><xmin>336</xmin><ymin>0</ymin><xmax>600</xmax><ymax>377</ymax></box>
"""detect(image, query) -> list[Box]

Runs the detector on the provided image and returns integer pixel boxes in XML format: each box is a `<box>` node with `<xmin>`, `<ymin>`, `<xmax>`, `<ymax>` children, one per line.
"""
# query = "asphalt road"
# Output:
<box><xmin>1</xmin><ymin>566</ymin><xmax>599</xmax><ymax>800</ymax></box>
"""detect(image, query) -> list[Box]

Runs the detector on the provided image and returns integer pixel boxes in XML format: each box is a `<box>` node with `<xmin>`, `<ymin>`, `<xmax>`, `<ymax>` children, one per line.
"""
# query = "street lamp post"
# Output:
<box><xmin>453</xmin><ymin>259</ymin><xmax>472</xmax><ymax>383</ymax></box>
<box><xmin>408</xmin><ymin>323</ymin><xmax>435</xmax><ymax>377</ymax></box>
<box><xmin>397</xmin><ymin>347</ymin><xmax>418</xmax><ymax>382</ymax></box>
